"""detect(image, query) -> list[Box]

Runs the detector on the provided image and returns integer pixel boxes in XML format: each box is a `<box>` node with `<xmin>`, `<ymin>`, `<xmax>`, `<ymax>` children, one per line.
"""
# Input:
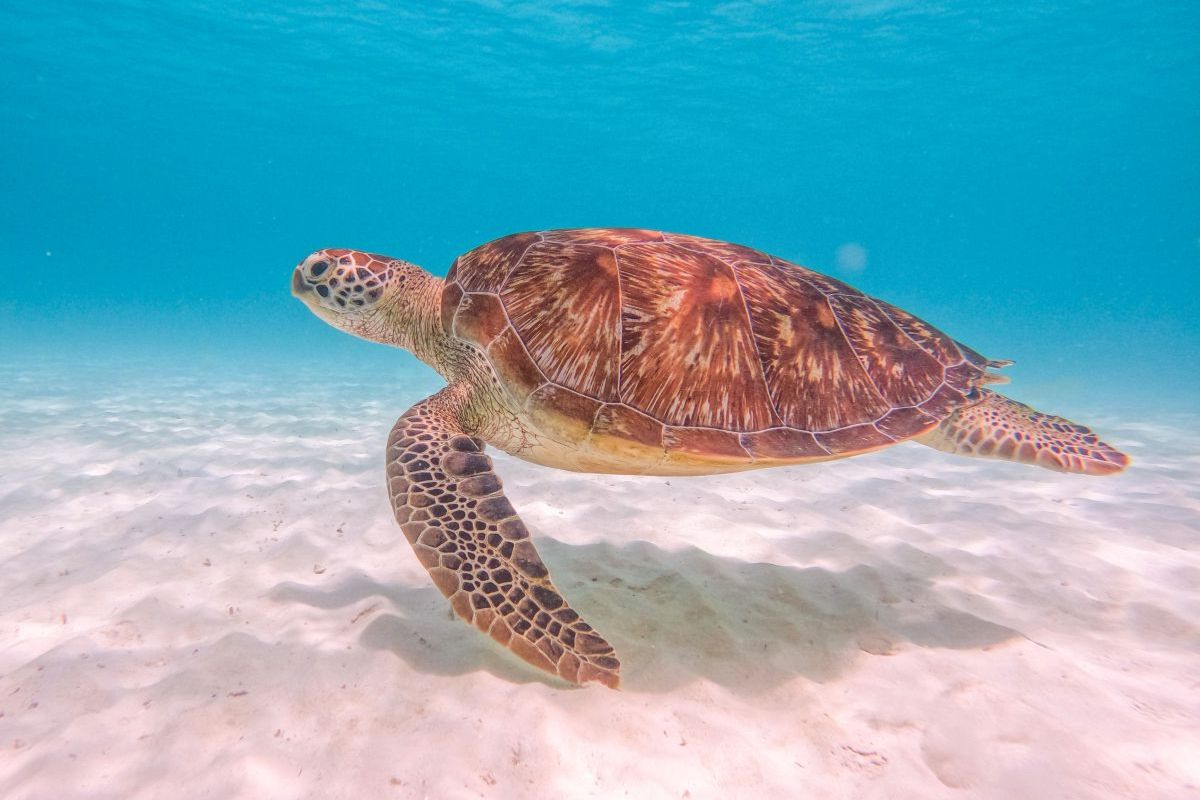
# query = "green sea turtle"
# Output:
<box><xmin>291</xmin><ymin>228</ymin><xmax>1128</xmax><ymax>688</ymax></box>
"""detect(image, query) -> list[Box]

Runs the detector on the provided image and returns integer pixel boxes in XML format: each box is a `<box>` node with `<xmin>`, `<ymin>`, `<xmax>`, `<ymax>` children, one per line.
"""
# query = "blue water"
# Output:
<box><xmin>3</xmin><ymin>1</ymin><xmax>1198</xmax><ymax>413</ymax></box>
<box><xmin>3</xmin><ymin>8</ymin><xmax>1200</xmax><ymax>794</ymax></box>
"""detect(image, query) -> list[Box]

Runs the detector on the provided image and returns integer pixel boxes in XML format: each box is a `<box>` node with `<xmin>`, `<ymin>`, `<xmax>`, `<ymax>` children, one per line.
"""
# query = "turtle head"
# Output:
<box><xmin>292</xmin><ymin>249</ymin><xmax>435</xmax><ymax>348</ymax></box>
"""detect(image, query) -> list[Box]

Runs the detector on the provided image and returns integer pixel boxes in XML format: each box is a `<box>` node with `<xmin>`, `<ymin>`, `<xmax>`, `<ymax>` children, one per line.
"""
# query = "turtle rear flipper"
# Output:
<box><xmin>387</xmin><ymin>385</ymin><xmax>621</xmax><ymax>688</ymax></box>
<box><xmin>916</xmin><ymin>389</ymin><xmax>1129</xmax><ymax>476</ymax></box>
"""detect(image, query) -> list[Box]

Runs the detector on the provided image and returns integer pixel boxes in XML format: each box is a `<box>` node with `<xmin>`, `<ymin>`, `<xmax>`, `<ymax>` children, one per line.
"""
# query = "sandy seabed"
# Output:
<box><xmin>0</xmin><ymin>359</ymin><xmax>1197</xmax><ymax>799</ymax></box>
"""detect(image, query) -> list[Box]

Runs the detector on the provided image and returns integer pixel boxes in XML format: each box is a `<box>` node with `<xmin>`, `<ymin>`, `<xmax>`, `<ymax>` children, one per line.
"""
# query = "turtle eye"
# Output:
<box><xmin>309</xmin><ymin>260</ymin><xmax>329</xmax><ymax>278</ymax></box>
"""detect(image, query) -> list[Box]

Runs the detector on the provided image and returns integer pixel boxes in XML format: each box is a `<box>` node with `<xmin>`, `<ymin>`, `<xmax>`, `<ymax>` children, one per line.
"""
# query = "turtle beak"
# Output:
<box><xmin>291</xmin><ymin>268</ymin><xmax>310</xmax><ymax>298</ymax></box>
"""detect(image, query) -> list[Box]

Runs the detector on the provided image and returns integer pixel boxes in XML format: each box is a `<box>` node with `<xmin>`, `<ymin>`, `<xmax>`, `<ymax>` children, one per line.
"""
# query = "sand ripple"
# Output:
<box><xmin>0</xmin><ymin>359</ymin><xmax>1197</xmax><ymax>798</ymax></box>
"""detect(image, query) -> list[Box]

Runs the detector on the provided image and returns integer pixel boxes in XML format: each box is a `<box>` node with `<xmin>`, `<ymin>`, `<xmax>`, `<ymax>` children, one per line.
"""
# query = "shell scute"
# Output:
<box><xmin>875</xmin><ymin>406</ymin><xmax>939</xmax><ymax>440</ymax></box>
<box><xmin>453</xmin><ymin>292</ymin><xmax>508</xmax><ymax>347</ymax></box>
<box><xmin>526</xmin><ymin>385</ymin><xmax>602</xmax><ymax>442</ymax></box>
<box><xmin>733</xmin><ymin>259</ymin><xmax>892</xmax><ymax>431</ymax></box>
<box><xmin>456</xmin><ymin>231</ymin><xmax>541</xmax><ymax>293</ymax></box>
<box><xmin>662</xmin><ymin>427</ymin><xmax>749</xmax><ymax>460</ymax></box>
<box><xmin>814</xmin><ymin>423</ymin><xmax>892</xmax><ymax>455</ymax></box>
<box><xmin>918</xmin><ymin>383</ymin><xmax>969</xmax><ymax>419</ymax></box>
<box><xmin>487</xmin><ymin>327</ymin><xmax>545</xmax><ymax>405</ymax></box>
<box><xmin>739</xmin><ymin>428</ymin><xmax>827</xmax><ymax>460</ymax></box>
<box><xmin>825</xmin><ymin>292</ymin><xmax>944</xmax><ymax>407</ymax></box>
<box><xmin>501</xmin><ymin>242</ymin><xmax>621</xmax><ymax>402</ymax></box>
<box><xmin>874</xmin><ymin>299</ymin><xmax>964</xmax><ymax>366</ymax></box>
<box><xmin>591</xmin><ymin>404</ymin><xmax>664</xmax><ymax>449</ymax></box>
<box><xmin>616</xmin><ymin>243</ymin><xmax>776</xmax><ymax>430</ymax></box>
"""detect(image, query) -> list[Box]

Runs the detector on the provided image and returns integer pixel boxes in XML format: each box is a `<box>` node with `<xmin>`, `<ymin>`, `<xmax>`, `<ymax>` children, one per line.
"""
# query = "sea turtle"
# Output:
<box><xmin>291</xmin><ymin>228</ymin><xmax>1128</xmax><ymax>688</ymax></box>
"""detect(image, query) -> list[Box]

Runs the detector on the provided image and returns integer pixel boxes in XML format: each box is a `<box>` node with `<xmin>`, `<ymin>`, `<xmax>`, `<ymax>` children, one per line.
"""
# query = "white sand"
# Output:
<box><xmin>1</xmin><ymin>359</ymin><xmax>1197</xmax><ymax>799</ymax></box>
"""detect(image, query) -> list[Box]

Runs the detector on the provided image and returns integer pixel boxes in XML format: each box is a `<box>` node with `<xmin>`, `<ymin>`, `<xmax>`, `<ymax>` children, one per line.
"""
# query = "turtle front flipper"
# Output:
<box><xmin>916</xmin><ymin>389</ymin><xmax>1129</xmax><ymax>475</ymax></box>
<box><xmin>386</xmin><ymin>386</ymin><xmax>620</xmax><ymax>688</ymax></box>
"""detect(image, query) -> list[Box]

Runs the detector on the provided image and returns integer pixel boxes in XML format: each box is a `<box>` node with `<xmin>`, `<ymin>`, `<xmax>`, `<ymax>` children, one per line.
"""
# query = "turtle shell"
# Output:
<box><xmin>440</xmin><ymin>228</ymin><xmax>995</xmax><ymax>465</ymax></box>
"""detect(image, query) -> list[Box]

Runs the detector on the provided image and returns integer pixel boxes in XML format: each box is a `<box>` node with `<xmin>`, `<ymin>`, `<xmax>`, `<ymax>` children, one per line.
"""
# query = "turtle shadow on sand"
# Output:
<box><xmin>270</xmin><ymin>536</ymin><xmax>1018</xmax><ymax>694</ymax></box>
<box><xmin>270</xmin><ymin>575</ymin><xmax>547</xmax><ymax>686</ymax></box>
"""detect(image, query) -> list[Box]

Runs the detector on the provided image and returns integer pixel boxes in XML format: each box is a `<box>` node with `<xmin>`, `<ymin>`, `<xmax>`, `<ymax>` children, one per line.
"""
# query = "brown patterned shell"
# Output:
<box><xmin>440</xmin><ymin>228</ymin><xmax>996</xmax><ymax>462</ymax></box>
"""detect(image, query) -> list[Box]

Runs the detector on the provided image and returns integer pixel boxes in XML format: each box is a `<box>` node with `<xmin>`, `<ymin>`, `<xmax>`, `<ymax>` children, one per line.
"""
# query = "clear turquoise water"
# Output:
<box><xmin>3</xmin><ymin>1</ymin><xmax>1198</xmax><ymax>414</ymax></box>
<box><xmin>3</xmin><ymin>8</ymin><xmax>1200</xmax><ymax>794</ymax></box>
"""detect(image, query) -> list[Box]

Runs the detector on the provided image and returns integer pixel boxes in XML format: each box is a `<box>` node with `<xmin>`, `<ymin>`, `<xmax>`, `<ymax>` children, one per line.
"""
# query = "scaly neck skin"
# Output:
<box><xmin>366</xmin><ymin>268</ymin><xmax>452</xmax><ymax>373</ymax></box>
<box><xmin>335</xmin><ymin>266</ymin><xmax>498</xmax><ymax>433</ymax></box>
<box><xmin>360</xmin><ymin>267</ymin><xmax>491</xmax><ymax>391</ymax></box>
